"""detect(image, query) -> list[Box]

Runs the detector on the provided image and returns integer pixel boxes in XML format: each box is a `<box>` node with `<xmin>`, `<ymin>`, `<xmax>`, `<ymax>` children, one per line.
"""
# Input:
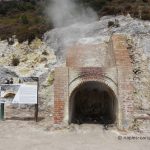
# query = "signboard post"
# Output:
<box><xmin>0</xmin><ymin>101</ymin><xmax>5</xmax><ymax>121</ymax></box>
<box><xmin>35</xmin><ymin>77</ymin><xmax>39</xmax><ymax>122</ymax></box>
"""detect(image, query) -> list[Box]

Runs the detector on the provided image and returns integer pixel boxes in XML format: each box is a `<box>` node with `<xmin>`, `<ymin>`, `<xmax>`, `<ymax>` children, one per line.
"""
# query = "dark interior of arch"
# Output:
<box><xmin>69</xmin><ymin>81</ymin><xmax>117</xmax><ymax>125</ymax></box>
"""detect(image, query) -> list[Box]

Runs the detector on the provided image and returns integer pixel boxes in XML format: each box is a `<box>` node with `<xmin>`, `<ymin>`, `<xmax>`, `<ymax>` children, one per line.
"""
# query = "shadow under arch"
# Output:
<box><xmin>69</xmin><ymin>81</ymin><xmax>118</xmax><ymax>125</ymax></box>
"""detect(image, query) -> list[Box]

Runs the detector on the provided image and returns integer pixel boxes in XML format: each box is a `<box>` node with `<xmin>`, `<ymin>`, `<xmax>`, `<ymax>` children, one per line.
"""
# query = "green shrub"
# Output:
<box><xmin>27</xmin><ymin>31</ymin><xmax>36</xmax><ymax>44</ymax></box>
<box><xmin>16</xmin><ymin>29</ymin><xmax>35</xmax><ymax>44</ymax></box>
<box><xmin>142</xmin><ymin>14</ymin><xmax>150</xmax><ymax>20</ymax></box>
<box><xmin>0</xmin><ymin>1</ymin><xmax>36</xmax><ymax>15</ymax></box>
<box><xmin>0</xmin><ymin>6</ymin><xmax>6</xmax><ymax>15</ymax></box>
<box><xmin>20</xmin><ymin>15</ymin><xmax>29</xmax><ymax>24</ymax></box>
<box><xmin>31</xmin><ymin>0</ymin><xmax>36</xmax><ymax>5</ymax></box>
<box><xmin>34</xmin><ymin>17</ymin><xmax>41</xmax><ymax>24</ymax></box>
<box><xmin>11</xmin><ymin>55</ymin><xmax>20</xmax><ymax>66</ymax></box>
<box><xmin>143</xmin><ymin>0</ymin><xmax>149</xmax><ymax>3</ymax></box>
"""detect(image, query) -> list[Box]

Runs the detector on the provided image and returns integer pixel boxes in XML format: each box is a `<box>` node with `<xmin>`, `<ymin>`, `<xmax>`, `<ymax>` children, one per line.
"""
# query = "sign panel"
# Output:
<box><xmin>0</xmin><ymin>77</ymin><xmax>38</xmax><ymax>104</ymax></box>
<box><xmin>12</xmin><ymin>84</ymin><xmax>37</xmax><ymax>104</ymax></box>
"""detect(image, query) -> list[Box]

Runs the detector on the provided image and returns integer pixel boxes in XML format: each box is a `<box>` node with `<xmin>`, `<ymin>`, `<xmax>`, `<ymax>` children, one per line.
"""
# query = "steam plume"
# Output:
<box><xmin>46</xmin><ymin>0</ymin><xmax>98</xmax><ymax>27</ymax></box>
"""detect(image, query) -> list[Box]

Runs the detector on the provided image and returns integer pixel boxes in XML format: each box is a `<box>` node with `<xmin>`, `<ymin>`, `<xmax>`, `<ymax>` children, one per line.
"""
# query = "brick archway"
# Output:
<box><xmin>54</xmin><ymin>34</ymin><xmax>134</xmax><ymax>130</ymax></box>
<box><xmin>69</xmin><ymin>81</ymin><xmax>118</xmax><ymax>125</ymax></box>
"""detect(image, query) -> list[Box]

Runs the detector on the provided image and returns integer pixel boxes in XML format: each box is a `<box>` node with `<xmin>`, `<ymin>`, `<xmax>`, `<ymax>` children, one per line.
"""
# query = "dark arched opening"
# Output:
<box><xmin>69</xmin><ymin>81</ymin><xmax>117</xmax><ymax>125</ymax></box>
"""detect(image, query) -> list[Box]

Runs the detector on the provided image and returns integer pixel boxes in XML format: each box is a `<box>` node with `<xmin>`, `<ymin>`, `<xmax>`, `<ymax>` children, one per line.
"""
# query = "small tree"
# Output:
<box><xmin>20</xmin><ymin>15</ymin><xmax>29</xmax><ymax>24</ymax></box>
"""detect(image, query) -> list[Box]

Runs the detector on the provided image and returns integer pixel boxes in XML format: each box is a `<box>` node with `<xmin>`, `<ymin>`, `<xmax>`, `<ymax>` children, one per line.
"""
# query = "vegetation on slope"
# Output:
<box><xmin>77</xmin><ymin>0</ymin><xmax>150</xmax><ymax>20</ymax></box>
<box><xmin>0</xmin><ymin>0</ymin><xmax>150</xmax><ymax>43</ymax></box>
<box><xmin>0</xmin><ymin>0</ymin><xmax>53</xmax><ymax>43</ymax></box>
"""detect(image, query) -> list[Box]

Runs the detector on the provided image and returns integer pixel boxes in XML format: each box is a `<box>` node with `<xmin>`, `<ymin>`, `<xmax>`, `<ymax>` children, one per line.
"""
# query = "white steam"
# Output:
<box><xmin>46</xmin><ymin>0</ymin><xmax>98</xmax><ymax>27</ymax></box>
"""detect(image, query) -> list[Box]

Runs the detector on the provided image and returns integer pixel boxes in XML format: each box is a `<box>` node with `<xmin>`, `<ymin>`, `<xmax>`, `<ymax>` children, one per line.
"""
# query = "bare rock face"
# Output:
<box><xmin>0</xmin><ymin>38</ymin><xmax>57</xmax><ymax>77</ymax></box>
<box><xmin>0</xmin><ymin>38</ymin><xmax>57</xmax><ymax>113</ymax></box>
<box><xmin>0</xmin><ymin>15</ymin><xmax>150</xmax><ymax>131</ymax></box>
<box><xmin>0</xmin><ymin>67</ymin><xmax>18</xmax><ymax>84</ymax></box>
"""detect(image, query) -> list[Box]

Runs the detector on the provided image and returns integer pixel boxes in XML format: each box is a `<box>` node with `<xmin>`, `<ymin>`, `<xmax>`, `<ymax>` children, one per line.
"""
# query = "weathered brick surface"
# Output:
<box><xmin>112</xmin><ymin>35</ymin><xmax>134</xmax><ymax>130</ymax></box>
<box><xmin>54</xmin><ymin>67</ymin><xmax>69</xmax><ymax>124</ymax></box>
<box><xmin>54</xmin><ymin>34</ymin><xmax>134</xmax><ymax>130</ymax></box>
<box><xmin>68</xmin><ymin>67</ymin><xmax>118</xmax><ymax>97</ymax></box>
<box><xmin>66</xmin><ymin>43</ymin><xmax>115</xmax><ymax>68</ymax></box>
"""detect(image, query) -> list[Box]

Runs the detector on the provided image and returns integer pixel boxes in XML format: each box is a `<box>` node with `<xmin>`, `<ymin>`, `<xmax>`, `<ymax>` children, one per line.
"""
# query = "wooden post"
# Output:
<box><xmin>35</xmin><ymin>104</ymin><xmax>38</xmax><ymax>122</ymax></box>
<box><xmin>35</xmin><ymin>77</ymin><xmax>39</xmax><ymax>122</ymax></box>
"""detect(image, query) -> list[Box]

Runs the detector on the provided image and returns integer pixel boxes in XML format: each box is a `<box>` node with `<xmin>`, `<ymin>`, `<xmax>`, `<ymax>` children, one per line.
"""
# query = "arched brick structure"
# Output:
<box><xmin>54</xmin><ymin>34</ymin><xmax>134</xmax><ymax>130</ymax></box>
<box><xmin>69</xmin><ymin>81</ymin><xmax>118</xmax><ymax>125</ymax></box>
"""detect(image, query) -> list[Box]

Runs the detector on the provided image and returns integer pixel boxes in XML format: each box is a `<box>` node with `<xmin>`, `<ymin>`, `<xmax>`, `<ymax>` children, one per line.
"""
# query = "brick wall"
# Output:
<box><xmin>54</xmin><ymin>67</ymin><xmax>69</xmax><ymax>124</ymax></box>
<box><xmin>111</xmin><ymin>35</ymin><xmax>134</xmax><ymax>130</ymax></box>
<box><xmin>66</xmin><ymin>43</ymin><xmax>115</xmax><ymax>68</ymax></box>
<box><xmin>54</xmin><ymin>34</ymin><xmax>134</xmax><ymax>130</ymax></box>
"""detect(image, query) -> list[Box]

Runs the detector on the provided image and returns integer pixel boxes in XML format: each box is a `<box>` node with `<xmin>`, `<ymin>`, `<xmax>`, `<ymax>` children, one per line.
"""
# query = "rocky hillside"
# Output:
<box><xmin>1</xmin><ymin>0</ymin><xmax>150</xmax><ymax>43</ymax></box>
<box><xmin>1</xmin><ymin>15</ymin><xmax>150</xmax><ymax>113</ymax></box>
<box><xmin>0</xmin><ymin>38</ymin><xmax>57</xmax><ymax>113</ymax></box>
<box><xmin>0</xmin><ymin>0</ymin><xmax>150</xmax><ymax>130</ymax></box>
<box><xmin>1</xmin><ymin>15</ymin><xmax>150</xmax><ymax>130</ymax></box>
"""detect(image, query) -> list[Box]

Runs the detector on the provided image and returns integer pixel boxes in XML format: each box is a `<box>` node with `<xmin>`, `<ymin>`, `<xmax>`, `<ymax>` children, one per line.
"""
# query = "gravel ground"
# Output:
<box><xmin>0</xmin><ymin>120</ymin><xmax>150</xmax><ymax>150</ymax></box>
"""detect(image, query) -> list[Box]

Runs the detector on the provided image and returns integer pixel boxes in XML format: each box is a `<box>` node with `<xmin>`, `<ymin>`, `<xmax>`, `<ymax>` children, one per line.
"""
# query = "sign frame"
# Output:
<box><xmin>0</xmin><ymin>77</ymin><xmax>39</xmax><ymax>122</ymax></box>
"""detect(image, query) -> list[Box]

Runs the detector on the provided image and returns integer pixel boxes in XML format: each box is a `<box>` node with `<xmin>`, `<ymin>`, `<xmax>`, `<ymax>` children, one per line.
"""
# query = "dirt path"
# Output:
<box><xmin>0</xmin><ymin>120</ymin><xmax>150</xmax><ymax>150</ymax></box>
